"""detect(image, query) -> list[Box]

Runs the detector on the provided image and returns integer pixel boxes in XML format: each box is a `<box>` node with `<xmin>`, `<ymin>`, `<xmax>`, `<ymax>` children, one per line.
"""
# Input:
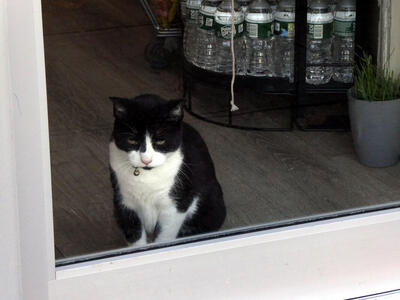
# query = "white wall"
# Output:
<box><xmin>390</xmin><ymin>1</ymin><xmax>400</xmax><ymax>75</ymax></box>
<box><xmin>5</xmin><ymin>0</ymin><xmax>55</xmax><ymax>299</ymax></box>
<box><xmin>0</xmin><ymin>1</ymin><xmax>22</xmax><ymax>299</ymax></box>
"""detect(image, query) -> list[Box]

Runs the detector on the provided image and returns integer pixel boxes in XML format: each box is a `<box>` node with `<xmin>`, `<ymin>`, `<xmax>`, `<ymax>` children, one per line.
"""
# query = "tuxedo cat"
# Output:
<box><xmin>109</xmin><ymin>94</ymin><xmax>226</xmax><ymax>246</ymax></box>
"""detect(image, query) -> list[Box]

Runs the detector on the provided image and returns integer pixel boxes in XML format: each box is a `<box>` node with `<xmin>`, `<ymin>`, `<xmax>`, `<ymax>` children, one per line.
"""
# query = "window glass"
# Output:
<box><xmin>42</xmin><ymin>0</ymin><xmax>400</xmax><ymax>266</ymax></box>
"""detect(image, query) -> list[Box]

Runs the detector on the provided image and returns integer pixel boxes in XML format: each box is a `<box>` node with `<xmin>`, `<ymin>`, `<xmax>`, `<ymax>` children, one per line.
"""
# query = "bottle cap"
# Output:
<box><xmin>279</xmin><ymin>0</ymin><xmax>295</xmax><ymax>8</ymax></box>
<box><xmin>219</xmin><ymin>0</ymin><xmax>241</xmax><ymax>11</ymax></box>
<box><xmin>309</xmin><ymin>0</ymin><xmax>329</xmax><ymax>9</ymax></box>
<box><xmin>338</xmin><ymin>0</ymin><xmax>356</xmax><ymax>9</ymax></box>
<box><xmin>238</xmin><ymin>0</ymin><xmax>252</xmax><ymax>5</ymax></box>
<box><xmin>249</xmin><ymin>0</ymin><xmax>271</xmax><ymax>10</ymax></box>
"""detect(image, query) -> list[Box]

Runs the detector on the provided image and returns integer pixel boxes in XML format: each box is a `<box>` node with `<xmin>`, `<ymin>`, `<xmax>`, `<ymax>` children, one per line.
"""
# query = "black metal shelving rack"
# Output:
<box><xmin>183</xmin><ymin>0</ymin><xmax>362</xmax><ymax>132</ymax></box>
<box><xmin>183</xmin><ymin>60</ymin><xmax>296</xmax><ymax>131</ymax></box>
<box><xmin>293</xmin><ymin>0</ymin><xmax>356</xmax><ymax>131</ymax></box>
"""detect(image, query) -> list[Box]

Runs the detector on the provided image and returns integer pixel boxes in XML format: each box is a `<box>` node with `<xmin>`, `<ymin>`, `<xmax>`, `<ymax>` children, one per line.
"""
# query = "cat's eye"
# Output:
<box><xmin>127</xmin><ymin>138</ymin><xmax>138</xmax><ymax>145</ymax></box>
<box><xmin>155</xmin><ymin>140</ymin><xmax>166</xmax><ymax>145</ymax></box>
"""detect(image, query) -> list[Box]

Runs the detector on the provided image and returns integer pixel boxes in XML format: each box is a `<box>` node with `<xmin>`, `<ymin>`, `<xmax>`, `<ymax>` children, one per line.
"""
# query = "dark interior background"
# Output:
<box><xmin>355</xmin><ymin>0</ymin><xmax>380</xmax><ymax>63</ymax></box>
<box><xmin>42</xmin><ymin>0</ymin><xmax>400</xmax><ymax>260</ymax></box>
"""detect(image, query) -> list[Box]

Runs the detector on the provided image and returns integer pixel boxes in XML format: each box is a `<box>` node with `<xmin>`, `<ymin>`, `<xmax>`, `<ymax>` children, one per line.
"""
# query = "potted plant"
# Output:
<box><xmin>348</xmin><ymin>52</ymin><xmax>400</xmax><ymax>167</ymax></box>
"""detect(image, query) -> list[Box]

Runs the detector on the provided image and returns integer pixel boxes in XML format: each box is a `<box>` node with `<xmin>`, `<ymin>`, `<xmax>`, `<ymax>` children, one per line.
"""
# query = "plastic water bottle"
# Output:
<box><xmin>332</xmin><ymin>0</ymin><xmax>356</xmax><ymax>83</ymax></box>
<box><xmin>274</xmin><ymin>0</ymin><xmax>295</xmax><ymax>81</ymax></box>
<box><xmin>238</xmin><ymin>0</ymin><xmax>252</xmax><ymax>13</ymax></box>
<box><xmin>215</xmin><ymin>0</ymin><xmax>245</xmax><ymax>74</ymax></box>
<box><xmin>184</xmin><ymin>0</ymin><xmax>202</xmax><ymax>62</ymax></box>
<box><xmin>238</xmin><ymin>0</ymin><xmax>252</xmax><ymax>74</ymax></box>
<box><xmin>180</xmin><ymin>0</ymin><xmax>187</xmax><ymax>22</ymax></box>
<box><xmin>306</xmin><ymin>0</ymin><xmax>334</xmax><ymax>85</ymax></box>
<box><xmin>328</xmin><ymin>0</ymin><xmax>338</xmax><ymax>12</ymax></box>
<box><xmin>195</xmin><ymin>0</ymin><xmax>222</xmax><ymax>69</ymax></box>
<box><xmin>267</xmin><ymin>0</ymin><xmax>278</xmax><ymax>13</ymax></box>
<box><xmin>245</xmin><ymin>0</ymin><xmax>275</xmax><ymax>76</ymax></box>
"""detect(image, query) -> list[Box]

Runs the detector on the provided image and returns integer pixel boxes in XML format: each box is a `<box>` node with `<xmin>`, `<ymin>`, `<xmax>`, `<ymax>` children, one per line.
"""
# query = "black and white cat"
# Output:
<box><xmin>109</xmin><ymin>94</ymin><xmax>226</xmax><ymax>246</ymax></box>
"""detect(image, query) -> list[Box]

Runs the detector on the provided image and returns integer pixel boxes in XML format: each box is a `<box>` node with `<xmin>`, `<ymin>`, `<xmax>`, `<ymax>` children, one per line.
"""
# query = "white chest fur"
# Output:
<box><xmin>109</xmin><ymin>141</ymin><xmax>184</xmax><ymax>234</ymax></box>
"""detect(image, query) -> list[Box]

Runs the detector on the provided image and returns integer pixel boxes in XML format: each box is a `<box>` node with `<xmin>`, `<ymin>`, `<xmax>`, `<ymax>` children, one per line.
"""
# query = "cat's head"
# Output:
<box><xmin>110</xmin><ymin>94</ymin><xmax>184</xmax><ymax>169</ymax></box>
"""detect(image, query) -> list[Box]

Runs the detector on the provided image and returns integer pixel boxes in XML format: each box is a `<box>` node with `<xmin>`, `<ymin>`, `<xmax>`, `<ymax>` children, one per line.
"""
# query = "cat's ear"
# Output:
<box><xmin>167</xmin><ymin>99</ymin><xmax>185</xmax><ymax>122</ymax></box>
<box><xmin>110</xmin><ymin>97</ymin><xmax>128</xmax><ymax>119</ymax></box>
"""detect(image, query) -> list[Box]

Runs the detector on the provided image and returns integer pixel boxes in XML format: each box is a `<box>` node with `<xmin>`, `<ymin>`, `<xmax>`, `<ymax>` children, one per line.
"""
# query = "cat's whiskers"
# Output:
<box><xmin>176</xmin><ymin>161</ymin><xmax>191</xmax><ymax>186</ymax></box>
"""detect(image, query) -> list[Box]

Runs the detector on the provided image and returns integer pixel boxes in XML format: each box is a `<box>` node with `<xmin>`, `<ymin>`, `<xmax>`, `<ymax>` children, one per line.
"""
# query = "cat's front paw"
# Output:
<box><xmin>127</xmin><ymin>239</ymin><xmax>147</xmax><ymax>248</ymax></box>
<box><xmin>126</xmin><ymin>230</ymin><xmax>147</xmax><ymax>248</ymax></box>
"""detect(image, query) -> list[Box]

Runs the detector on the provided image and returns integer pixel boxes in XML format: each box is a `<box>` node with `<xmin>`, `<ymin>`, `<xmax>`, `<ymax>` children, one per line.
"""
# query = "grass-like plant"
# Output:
<box><xmin>354</xmin><ymin>52</ymin><xmax>400</xmax><ymax>101</ymax></box>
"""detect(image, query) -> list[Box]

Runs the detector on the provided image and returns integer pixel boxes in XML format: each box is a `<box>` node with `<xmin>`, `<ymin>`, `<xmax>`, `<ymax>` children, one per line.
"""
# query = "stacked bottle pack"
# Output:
<box><xmin>182</xmin><ymin>0</ymin><xmax>356</xmax><ymax>84</ymax></box>
<box><xmin>306</xmin><ymin>0</ymin><xmax>356</xmax><ymax>84</ymax></box>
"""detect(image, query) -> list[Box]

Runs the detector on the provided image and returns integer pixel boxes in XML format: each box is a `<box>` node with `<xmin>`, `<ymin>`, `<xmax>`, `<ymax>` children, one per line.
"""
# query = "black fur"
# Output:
<box><xmin>110</xmin><ymin>94</ymin><xmax>226</xmax><ymax>243</ymax></box>
<box><xmin>110</xmin><ymin>95</ymin><xmax>183</xmax><ymax>155</ymax></box>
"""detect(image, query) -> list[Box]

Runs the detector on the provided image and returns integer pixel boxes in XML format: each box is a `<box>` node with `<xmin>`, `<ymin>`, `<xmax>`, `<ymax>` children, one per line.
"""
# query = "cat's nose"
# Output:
<box><xmin>141</xmin><ymin>156</ymin><xmax>152</xmax><ymax>165</ymax></box>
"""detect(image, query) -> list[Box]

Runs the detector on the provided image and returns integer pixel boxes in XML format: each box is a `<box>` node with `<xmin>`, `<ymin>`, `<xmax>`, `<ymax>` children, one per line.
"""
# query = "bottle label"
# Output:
<box><xmin>307</xmin><ymin>23</ymin><xmax>333</xmax><ymax>39</ymax></box>
<box><xmin>199</xmin><ymin>5</ymin><xmax>217</xmax><ymax>29</ymax></box>
<box><xmin>334</xmin><ymin>11</ymin><xmax>356</xmax><ymax>37</ymax></box>
<box><xmin>187</xmin><ymin>8</ymin><xmax>199</xmax><ymax>21</ymax></box>
<box><xmin>246</xmin><ymin>21</ymin><xmax>274</xmax><ymax>39</ymax></box>
<box><xmin>274</xmin><ymin>11</ymin><xmax>295</xmax><ymax>37</ymax></box>
<box><xmin>307</xmin><ymin>12</ymin><xmax>333</xmax><ymax>24</ymax></box>
<box><xmin>335</xmin><ymin>10</ymin><xmax>356</xmax><ymax>21</ymax></box>
<box><xmin>307</xmin><ymin>12</ymin><xmax>333</xmax><ymax>39</ymax></box>
<box><xmin>215</xmin><ymin>22</ymin><xmax>244</xmax><ymax>39</ymax></box>
<box><xmin>274</xmin><ymin>21</ymin><xmax>295</xmax><ymax>37</ymax></box>
<box><xmin>334</xmin><ymin>20</ymin><xmax>355</xmax><ymax>37</ymax></box>
<box><xmin>200</xmin><ymin>13</ymin><xmax>215</xmax><ymax>30</ymax></box>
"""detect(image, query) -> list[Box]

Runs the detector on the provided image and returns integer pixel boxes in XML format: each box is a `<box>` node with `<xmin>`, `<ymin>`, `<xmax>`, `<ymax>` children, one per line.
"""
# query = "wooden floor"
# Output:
<box><xmin>43</xmin><ymin>0</ymin><xmax>400</xmax><ymax>259</ymax></box>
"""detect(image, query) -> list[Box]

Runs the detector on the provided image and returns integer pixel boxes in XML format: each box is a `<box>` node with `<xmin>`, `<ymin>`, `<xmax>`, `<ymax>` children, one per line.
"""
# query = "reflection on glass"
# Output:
<box><xmin>42</xmin><ymin>0</ymin><xmax>400</xmax><ymax>265</ymax></box>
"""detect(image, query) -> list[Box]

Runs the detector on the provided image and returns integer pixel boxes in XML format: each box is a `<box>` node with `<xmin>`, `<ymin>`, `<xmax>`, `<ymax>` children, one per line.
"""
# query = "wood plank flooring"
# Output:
<box><xmin>43</xmin><ymin>0</ymin><xmax>400</xmax><ymax>259</ymax></box>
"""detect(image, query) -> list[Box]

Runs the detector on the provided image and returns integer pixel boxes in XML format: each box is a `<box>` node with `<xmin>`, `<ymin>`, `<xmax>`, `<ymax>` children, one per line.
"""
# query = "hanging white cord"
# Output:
<box><xmin>230</xmin><ymin>0</ymin><xmax>239</xmax><ymax>111</ymax></box>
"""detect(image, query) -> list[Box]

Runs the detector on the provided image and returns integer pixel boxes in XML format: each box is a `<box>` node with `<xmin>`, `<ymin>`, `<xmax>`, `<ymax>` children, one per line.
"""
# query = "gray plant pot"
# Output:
<box><xmin>348</xmin><ymin>88</ymin><xmax>400</xmax><ymax>167</ymax></box>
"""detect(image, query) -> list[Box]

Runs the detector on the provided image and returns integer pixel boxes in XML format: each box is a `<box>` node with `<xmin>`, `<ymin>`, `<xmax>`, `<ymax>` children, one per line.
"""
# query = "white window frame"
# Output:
<box><xmin>2</xmin><ymin>0</ymin><xmax>400</xmax><ymax>299</ymax></box>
